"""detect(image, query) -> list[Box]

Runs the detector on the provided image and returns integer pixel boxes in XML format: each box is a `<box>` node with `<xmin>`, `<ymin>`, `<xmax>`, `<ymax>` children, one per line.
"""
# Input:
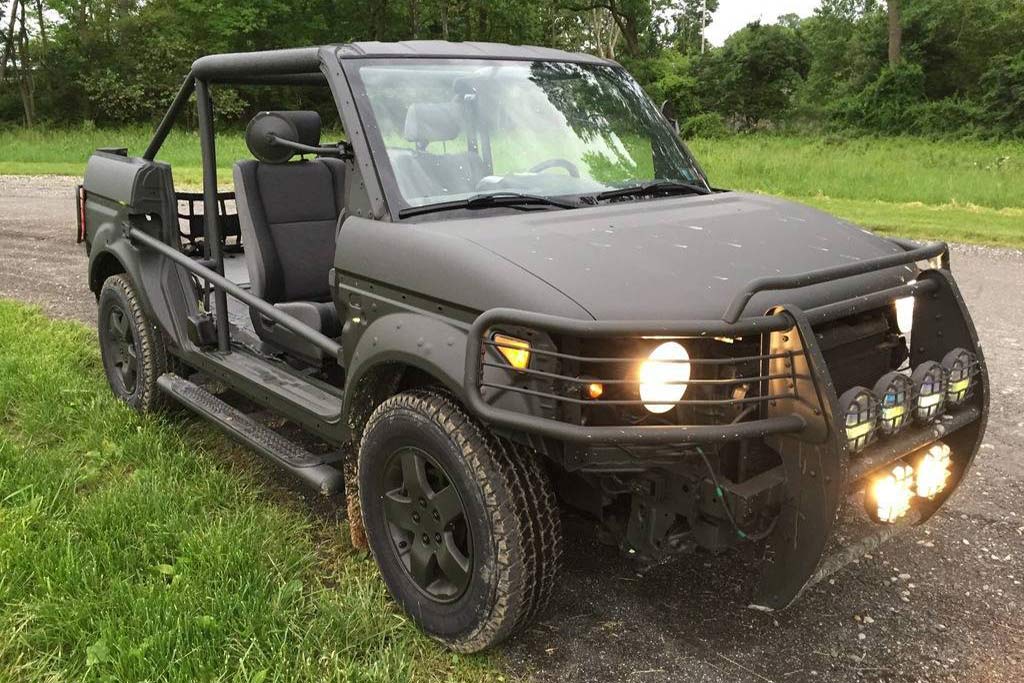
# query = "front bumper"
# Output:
<box><xmin>464</xmin><ymin>238</ymin><xmax>989</xmax><ymax>608</ymax></box>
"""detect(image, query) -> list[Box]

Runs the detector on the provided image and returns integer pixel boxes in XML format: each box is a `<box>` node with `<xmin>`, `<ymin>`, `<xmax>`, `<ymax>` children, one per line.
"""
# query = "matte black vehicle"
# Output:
<box><xmin>78</xmin><ymin>42</ymin><xmax>988</xmax><ymax>652</ymax></box>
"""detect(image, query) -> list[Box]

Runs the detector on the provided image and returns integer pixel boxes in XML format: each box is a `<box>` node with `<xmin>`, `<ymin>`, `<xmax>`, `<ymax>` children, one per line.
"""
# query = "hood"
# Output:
<box><xmin>433</xmin><ymin>192</ymin><xmax>916</xmax><ymax>321</ymax></box>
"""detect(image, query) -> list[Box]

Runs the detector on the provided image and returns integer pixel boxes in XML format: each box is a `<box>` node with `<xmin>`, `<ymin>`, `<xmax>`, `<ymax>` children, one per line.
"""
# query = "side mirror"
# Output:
<box><xmin>660</xmin><ymin>99</ymin><xmax>680</xmax><ymax>135</ymax></box>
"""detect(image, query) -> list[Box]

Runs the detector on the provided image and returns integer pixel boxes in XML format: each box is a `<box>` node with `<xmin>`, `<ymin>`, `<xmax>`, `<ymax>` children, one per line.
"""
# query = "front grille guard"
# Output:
<box><xmin>464</xmin><ymin>239</ymin><xmax>948</xmax><ymax>446</ymax></box>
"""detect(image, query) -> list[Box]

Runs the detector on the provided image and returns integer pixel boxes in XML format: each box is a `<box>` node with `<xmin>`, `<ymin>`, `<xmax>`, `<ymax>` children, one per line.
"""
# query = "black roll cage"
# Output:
<box><xmin>136</xmin><ymin>46</ymin><xmax>386</xmax><ymax>357</ymax></box>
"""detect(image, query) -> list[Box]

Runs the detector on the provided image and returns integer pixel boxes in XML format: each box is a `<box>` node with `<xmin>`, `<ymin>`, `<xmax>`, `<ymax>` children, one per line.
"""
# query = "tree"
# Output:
<box><xmin>705</xmin><ymin>21</ymin><xmax>810</xmax><ymax>128</ymax></box>
<box><xmin>886</xmin><ymin>0</ymin><xmax>901</xmax><ymax>65</ymax></box>
<box><xmin>672</xmin><ymin>0</ymin><xmax>719</xmax><ymax>56</ymax></box>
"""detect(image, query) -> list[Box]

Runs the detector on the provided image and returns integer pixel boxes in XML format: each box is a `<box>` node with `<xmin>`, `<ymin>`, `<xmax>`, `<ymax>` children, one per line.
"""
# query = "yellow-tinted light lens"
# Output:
<box><xmin>869</xmin><ymin>464</ymin><xmax>915</xmax><ymax>523</ymax></box>
<box><xmin>639</xmin><ymin>341</ymin><xmax>690</xmax><ymax>414</ymax></box>
<box><xmin>586</xmin><ymin>382</ymin><xmax>604</xmax><ymax>399</ymax></box>
<box><xmin>493</xmin><ymin>334</ymin><xmax>530</xmax><ymax>370</ymax></box>
<box><xmin>881</xmin><ymin>404</ymin><xmax>906</xmax><ymax>422</ymax></box>
<box><xmin>894</xmin><ymin>296</ymin><xmax>915</xmax><ymax>335</ymax></box>
<box><xmin>915</xmin><ymin>442</ymin><xmax>952</xmax><ymax>499</ymax></box>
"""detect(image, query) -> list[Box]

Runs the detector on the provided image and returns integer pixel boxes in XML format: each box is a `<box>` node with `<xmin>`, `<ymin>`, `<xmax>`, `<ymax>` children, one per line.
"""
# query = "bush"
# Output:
<box><xmin>979</xmin><ymin>51</ymin><xmax>1024</xmax><ymax>137</ymax></box>
<box><xmin>681</xmin><ymin>112</ymin><xmax>730</xmax><ymax>139</ymax></box>
<box><xmin>832</xmin><ymin>62</ymin><xmax>927</xmax><ymax>134</ymax></box>
<box><xmin>906</xmin><ymin>98</ymin><xmax>981</xmax><ymax>137</ymax></box>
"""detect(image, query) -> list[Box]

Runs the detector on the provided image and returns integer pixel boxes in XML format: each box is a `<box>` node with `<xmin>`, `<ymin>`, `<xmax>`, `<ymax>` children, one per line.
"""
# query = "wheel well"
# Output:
<box><xmin>346</xmin><ymin>362</ymin><xmax>448</xmax><ymax>442</ymax></box>
<box><xmin>89</xmin><ymin>251</ymin><xmax>126</xmax><ymax>297</ymax></box>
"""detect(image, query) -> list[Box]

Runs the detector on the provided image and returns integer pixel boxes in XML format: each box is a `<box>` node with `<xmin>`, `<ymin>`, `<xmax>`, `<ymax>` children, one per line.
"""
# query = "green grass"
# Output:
<box><xmin>0</xmin><ymin>300</ymin><xmax>503</xmax><ymax>682</ymax></box>
<box><xmin>1</xmin><ymin>126</ymin><xmax>1022</xmax><ymax>247</ymax></box>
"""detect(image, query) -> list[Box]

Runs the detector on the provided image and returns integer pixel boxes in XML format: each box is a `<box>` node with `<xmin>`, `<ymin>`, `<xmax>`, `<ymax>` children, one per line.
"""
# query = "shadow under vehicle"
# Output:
<box><xmin>76</xmin><ymin>41</ymin><xmax>989</xmax><ymax>652</ymax></box>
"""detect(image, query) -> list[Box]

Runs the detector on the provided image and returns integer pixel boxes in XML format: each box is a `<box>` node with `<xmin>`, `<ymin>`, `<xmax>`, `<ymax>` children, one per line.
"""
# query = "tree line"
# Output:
<box><xmin>2</xmin><ymin>0</ymin><xmax>1022</xmax><ymax>138</ymax></box>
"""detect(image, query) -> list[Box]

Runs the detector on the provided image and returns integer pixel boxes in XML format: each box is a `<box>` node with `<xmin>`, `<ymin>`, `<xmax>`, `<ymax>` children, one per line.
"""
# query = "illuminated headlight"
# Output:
<box><xmin>838</xmin><ymin>387</ymin><xmax>878</xmax><ymax>453</ymax></box>
<box><xmin>866</xmin><ymin>463</ymin><xmax>915</xmax><ymax>523</ymax></box>
<box><xmin>894</xmin><ymin>296</ymin><xmax>915</xmax><ymax>335</ymax></box>
<box><xmin>911</xmin><ymin>361</ymin><xmax>948</xmax><ymax>422</ymax></box>
<box><xmin>915</xmin><ymin>442</ymin><xmax>952</xmax><ymax>499</ymax></box>
<box><xmin>942</xmin><ymin>347</ymin><xmax>976</xmax><ymax>406</ymax></box>
<box><xmin>872</xmin><ymin>371</ymin><xmax>914</xmax><ymax>435</ymax></box>
<box><xmin>639</xmin><ymin>341</ymin><xmax>690</xmax><ymax>414</ymax></box>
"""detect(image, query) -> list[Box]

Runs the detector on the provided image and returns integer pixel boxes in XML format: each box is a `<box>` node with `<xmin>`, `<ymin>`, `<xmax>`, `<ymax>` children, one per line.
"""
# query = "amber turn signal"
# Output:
<box><xmin>493</xmin><ymin>334</ymin><xmax>531</xmax><ymax>370</ymax></box>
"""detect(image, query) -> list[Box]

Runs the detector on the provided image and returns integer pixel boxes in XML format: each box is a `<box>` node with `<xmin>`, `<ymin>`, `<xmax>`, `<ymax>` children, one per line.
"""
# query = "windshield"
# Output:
<box><xmin>349</xmin><ymin>59</ymin><xmax>706</xmax><ymax>214</ymax></box>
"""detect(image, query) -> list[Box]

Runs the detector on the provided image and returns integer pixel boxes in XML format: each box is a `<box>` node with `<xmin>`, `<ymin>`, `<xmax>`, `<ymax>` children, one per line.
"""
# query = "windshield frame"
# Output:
<box><xmin>341</xmin><ymin>57</ymin><xmax>709</xmax><ymax>221</ymax></box>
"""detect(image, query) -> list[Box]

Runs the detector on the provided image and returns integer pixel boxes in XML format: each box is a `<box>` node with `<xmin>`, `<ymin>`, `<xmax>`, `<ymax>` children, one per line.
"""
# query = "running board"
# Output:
<box><xmin>157</xmin><ymin>373</ymin><xmax>344</xmax><ymax>496</ymax></box>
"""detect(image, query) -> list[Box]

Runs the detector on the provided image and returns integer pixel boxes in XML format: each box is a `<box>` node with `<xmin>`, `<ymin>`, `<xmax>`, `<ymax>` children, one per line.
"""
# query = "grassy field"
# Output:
<box><xmin>0</xmin><ymin>126</ymin><xmax>1022</xmax><ymax>247</ymax></box>
<box><xmin>0</xmin><ymin>300</ymin><xmax>502</xmax><ymax>682</ymax></box>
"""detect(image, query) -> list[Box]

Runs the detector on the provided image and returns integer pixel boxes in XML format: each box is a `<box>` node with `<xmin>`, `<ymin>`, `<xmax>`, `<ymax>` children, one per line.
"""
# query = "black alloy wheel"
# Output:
<box><xmin>105</xmin><ymin>304</ymin><xmax>140</xmax><ymax>394</ymax></box>
<box><xmin>97</xmin><ymin>274</ymin><xmax>173</xmax><ymax>413</ymax></box>
<box><xmin>358</xmin><ymin>389</ymin><xmax>563</xmax><ymax>652</ymax></box>
<box><xmin>382</xmin><ymin>446</ymin><xmax>472</xmax><ymax>602</ymax></box>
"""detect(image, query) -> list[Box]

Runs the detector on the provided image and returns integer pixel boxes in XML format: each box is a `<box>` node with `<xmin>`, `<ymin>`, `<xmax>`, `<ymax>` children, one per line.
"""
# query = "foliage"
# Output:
<box><xmin>979</xmin><ymin>51</ymin><xmax>1024</xmax><ymax>137</ymax></box>
<box><xmin>697</xmin><ymin>22</ymin><xmax>810</xmax><ymax>129</ymax></box>
<box><xmin>1</xmin><ymin>0</ymin><xmax>1022</xmax><ymax>138</ymax></box>
<box><xmin>680</xmin><ymin>112</ymin><xmax>728</xmax><ymax>139</ymax></box>
<box><xmin>833</xmin><ymin>61</ymin><xmax>926</xmax><ymax>134</ymax></box>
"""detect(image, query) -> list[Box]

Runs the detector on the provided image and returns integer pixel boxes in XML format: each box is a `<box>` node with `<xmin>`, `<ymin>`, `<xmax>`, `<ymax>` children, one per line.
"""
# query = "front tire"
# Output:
<box><xmin>98</xmin><ymin>273</ymin><xmax>170</xmax><ymax>413</ymax></box>
<box><xmin>358</xmin><ymin>389</ymin><xmax>561</xmax><ymax>652</ymax></box>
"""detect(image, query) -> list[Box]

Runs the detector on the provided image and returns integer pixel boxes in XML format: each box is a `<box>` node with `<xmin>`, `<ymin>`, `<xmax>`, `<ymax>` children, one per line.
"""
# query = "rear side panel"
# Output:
<box><xmin>82</xmin><ymin>151</ymin><xmax>199</xmax><ymax>347</ymax></box>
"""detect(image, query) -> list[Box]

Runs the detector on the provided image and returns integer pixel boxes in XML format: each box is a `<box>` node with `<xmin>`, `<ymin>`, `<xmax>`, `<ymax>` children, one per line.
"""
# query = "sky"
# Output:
<box><xmin>706</xmin><ymin>0</ymin><xmax>823</xmax><ymax>45</ymax></box>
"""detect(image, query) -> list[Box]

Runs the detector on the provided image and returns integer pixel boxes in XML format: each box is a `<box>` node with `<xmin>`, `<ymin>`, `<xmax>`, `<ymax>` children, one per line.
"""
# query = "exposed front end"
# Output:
<box><xmin>465</xmin><ymin>239</ymin><xmax>988</xmax><ymax>608</ymax></box>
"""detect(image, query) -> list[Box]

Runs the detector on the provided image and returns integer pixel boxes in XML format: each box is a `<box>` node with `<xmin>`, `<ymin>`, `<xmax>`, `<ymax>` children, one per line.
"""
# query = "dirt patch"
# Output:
<box><xmin>2</xmin><ymin>175</ymin><xmax>1022</xmax><ymax>682</ymax></box>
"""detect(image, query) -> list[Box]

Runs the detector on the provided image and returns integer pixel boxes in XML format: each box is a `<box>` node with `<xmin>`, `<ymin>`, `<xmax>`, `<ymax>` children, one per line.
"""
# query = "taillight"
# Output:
<box><xmin>76</xmin><ymin>185</ymin><xmax>87</xmax><ymax>243</ymax></box>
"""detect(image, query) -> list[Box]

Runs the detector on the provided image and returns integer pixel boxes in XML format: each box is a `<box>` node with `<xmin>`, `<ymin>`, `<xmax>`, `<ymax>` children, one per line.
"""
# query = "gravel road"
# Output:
<box><xmin>2</xmin><ymin>175</ymin><xmax>1022</xmax><ymax>683</ymax></box>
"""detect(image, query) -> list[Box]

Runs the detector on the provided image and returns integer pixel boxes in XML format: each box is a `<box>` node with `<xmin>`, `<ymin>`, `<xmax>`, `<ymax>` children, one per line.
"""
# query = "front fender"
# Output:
<box><xmin>342</xmin><ymin>311</ymin><xmax>470</xmax><ymax>432</ymax></box>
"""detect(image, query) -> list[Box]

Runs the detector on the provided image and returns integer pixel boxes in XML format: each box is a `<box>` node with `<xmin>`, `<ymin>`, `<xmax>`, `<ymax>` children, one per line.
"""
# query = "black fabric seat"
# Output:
<box><xmin>233</xmin><ymin>111</ymin><xmax>345</xmax><ymax>362</ymax></box>
<box><xmin>389</xmin><ymin>102</ymin><xmax>485</xmax><ymax>200</ymax></box>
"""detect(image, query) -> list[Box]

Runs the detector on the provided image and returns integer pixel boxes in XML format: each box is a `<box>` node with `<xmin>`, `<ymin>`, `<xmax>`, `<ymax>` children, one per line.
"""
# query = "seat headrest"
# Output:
<box><xmin>403</xmin><ymin>103</ymin><xmax>462</xmax><ymax>145</ymax></box>
<box><xmin>245</xmin><ymin>111</ymin><xmax>322</xmax><ymax>164</ymax></box>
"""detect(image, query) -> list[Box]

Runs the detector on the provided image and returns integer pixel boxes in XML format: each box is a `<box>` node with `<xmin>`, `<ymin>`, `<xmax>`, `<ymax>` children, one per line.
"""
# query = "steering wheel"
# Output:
<box><xmin>528</xmin><ymin>158</ymin><xmax>580</xmax><ymax>178</ymax></box>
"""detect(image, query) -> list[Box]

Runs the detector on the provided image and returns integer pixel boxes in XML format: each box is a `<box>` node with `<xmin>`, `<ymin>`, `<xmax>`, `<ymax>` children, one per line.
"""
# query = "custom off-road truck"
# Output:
<box><xmin>78</xmin><ymin>42</ymin><xmax>988</xmax><ymax>652</ymax></box>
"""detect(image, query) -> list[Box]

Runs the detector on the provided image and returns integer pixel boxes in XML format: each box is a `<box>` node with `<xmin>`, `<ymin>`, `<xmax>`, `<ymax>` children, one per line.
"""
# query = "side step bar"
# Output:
<box><xmin>157</xmin><ymin>373</ymin><xmax>344</xmax><ymax>496</ymax></box>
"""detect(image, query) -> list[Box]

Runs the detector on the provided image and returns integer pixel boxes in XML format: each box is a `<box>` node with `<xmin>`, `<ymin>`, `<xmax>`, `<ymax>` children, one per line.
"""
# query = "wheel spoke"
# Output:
<box><xmin>383</xmin><ymin>490</ymin><xmax>417</xmax><ymax>532</ymax></box>
<box><xmin>436</xmin><ymin>533</ymin><xmax>471</xmax><ymax>589</ymax></box>
<box><xmin>408</xmin><ymin>541</ymin><xmax>434</xmax><ymax>587</ymax></box>
<box><xmin>430</xmin><ymin>485</ymin><xmax>463</xmax><ymax>526</ymax></box>
<box><xmin>110</xmin><ymin>310</ymin><xmax>129</xmax><ymax>340</ymax></box>
<box><xmin>122</xmin><ymin>361</ymin><xmax>136</xmax><ymax>389</ymax></box>
<box><xmin>400</xmin><ymin>451</ymin><xmax>433</xmax><ymax>499</ymax></box>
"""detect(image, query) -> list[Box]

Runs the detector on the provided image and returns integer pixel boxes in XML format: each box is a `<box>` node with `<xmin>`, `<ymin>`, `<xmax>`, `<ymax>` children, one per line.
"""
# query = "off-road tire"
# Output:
<box><xmin>358</xmin><ymin>389</ymin><xmax>562</xmax><ymax>652</ymax></box>
<box><xmin>98</xmin><ymin>273</ymin><xmax>171</xmax><ymax>413</ymax></box>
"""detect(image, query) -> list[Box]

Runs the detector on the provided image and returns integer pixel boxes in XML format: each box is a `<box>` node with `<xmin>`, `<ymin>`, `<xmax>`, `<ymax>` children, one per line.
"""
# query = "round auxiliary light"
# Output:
<box><xmin>838</xmin><ymin>386</ymin><xmax>878</xmax><ymax>453</ymax></box>
<box><xmin>911</xmin><ymin>361</ymin><xmax>948</xmax><ymax>423</ymax></box>
<box><xmin>872</xmin><ymin>371</ymin><xmax>914</xmax><ymax>435</ymax></box>
<box><xmin>866</xmin><ymin>463</ymin><xmax>915</xmax><ymax>524</ymax></box>
<box><xmin>942</xmin><ymin>347</ymin><xmax>976</xmax><ymax>407</ymax></box>
<box><xmin>915</xmin><ymin>442</ymin><xmax>952</xmax><ymax>499</ymax></box>
<box><xmin>639</xmin><ymin>341</ymin><xmax>690</xmax><ymax>414</ymax></box>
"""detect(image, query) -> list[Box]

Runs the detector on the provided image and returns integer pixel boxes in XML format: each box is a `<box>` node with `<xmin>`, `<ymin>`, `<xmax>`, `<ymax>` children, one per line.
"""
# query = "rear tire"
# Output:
<box><xmin>358</xmin><ymin>389</ymin><xmax>562</xmax><ymax>652</ymax></box>
<box><xmin>97</xmin><ymin>273</ymin><xmax>170</xmax><ymax>413</ymax></box>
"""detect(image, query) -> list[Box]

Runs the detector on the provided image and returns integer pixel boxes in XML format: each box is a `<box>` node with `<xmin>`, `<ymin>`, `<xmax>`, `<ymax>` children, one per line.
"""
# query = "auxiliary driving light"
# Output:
<box><xmin>911</xmin><ymin>361</ymin><xmax>948</xmax><ymax>422</ymax></box>
<box><xmin>867</xmin><ymin>463</ymin><xmax>915</xmax><ymax>523</ymax></box>
<box><xmin>873</xmin><ymin>371</ymin><xmax>914</xmax><ymax>435</ymax></box>
<box><xmin>894</xmin><ymin>296</ymin><xmax>915</xmax><ymax>335</ymax></box>
<box><xmin>942</xmin><ymin>347</ymin><xmax>976</xmax><ymax>406</ymax></box>
<box><xmin>639</xmin><ymin>341</ymin><xmax>690</xmax><ymax>414</ymax></box>
<box><xmin>915</xmin><ymin>442</ymin><xmax>952</xmax><ymax>499</ymax></box>
<box><xmin>839</xmin><ymin>386</ymin><xmax>878</xmax><ymax>453</ymax></box>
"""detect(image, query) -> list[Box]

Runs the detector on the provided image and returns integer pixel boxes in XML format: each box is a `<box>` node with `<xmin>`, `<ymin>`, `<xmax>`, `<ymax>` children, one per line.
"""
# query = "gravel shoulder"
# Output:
<box><xmin>2</xmin><ymin>175</ymin><xmax>1022</xmax><ymax>683</ymax></box>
